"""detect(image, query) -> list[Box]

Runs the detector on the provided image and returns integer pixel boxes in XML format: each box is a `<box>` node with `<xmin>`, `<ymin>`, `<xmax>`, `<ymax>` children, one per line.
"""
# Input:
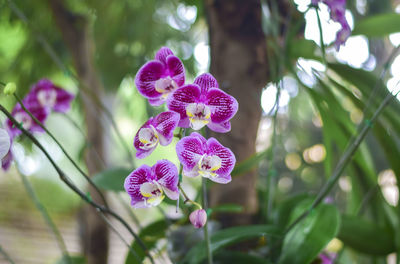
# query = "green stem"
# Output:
<box><xmin>0</xmin><ymin>245</ymin><xmax>15</xmax><ymax>264</ymax></box>
<box><xmin>0</xmin><ymin>104</ymin><xmax>154</xmax><ymax>264</ymax></box>
<box><xmin>178</xmin><ymin>184</ymin><xmax>202</xmax><ymax>209</ymax></box>
<box><xmin>315</xmin><ymin>7</ymin><xmax>327</xmax><ymax>65</ymax></box>
<box><xmin>14</xmin><ymin>94</ymin><xmax>109</xmax><ymax>208</ymax></box>
<box><xmin>18</xmin><ymin>171</ymin><xmax>70</xmax><ymax>262</ymax></box>
<box><xmin>202</xmin><ymin>178</ymin><xmax>213</xmax><ymax>264</ymax></box>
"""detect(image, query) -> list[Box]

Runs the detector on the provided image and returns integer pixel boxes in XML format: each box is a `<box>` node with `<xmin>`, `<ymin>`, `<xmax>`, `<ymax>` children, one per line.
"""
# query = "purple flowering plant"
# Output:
<box><xmin>2</xmin><ymin>79</ymin><xmax>74</xmax><ymax>170</ymax></box>
<box><xmin>124</xmin><ymin>47</ymin><xmax>237</xmax><ymax>228</ymax></box>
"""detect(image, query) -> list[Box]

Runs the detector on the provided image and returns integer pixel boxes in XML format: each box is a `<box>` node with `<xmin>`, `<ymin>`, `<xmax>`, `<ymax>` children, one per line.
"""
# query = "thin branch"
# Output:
<box><xmin>202</xmin><ymin>178</ymin><xmax>213</xmax><ymax>264</ymax></box>
<box><xmin>18</xmin><ymin>171</ymin><xmax>70</xmax><ymax>262</ymax></box>
<box><xmin>0</xmin><ymin>245</ymin><xmax>15</xmax><ymax>264</ymax></box>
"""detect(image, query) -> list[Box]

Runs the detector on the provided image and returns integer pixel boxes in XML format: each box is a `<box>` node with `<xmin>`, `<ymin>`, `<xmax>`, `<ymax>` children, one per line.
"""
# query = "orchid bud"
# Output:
<box><xmin>4</xmin><ymin>82</ymin><xmax>16</xmax><ymax>95</ymax></box>
<box><xmin>189</xmin><ymin>209</ymin><xmax>207</xmax><ymax>228</ymax></box>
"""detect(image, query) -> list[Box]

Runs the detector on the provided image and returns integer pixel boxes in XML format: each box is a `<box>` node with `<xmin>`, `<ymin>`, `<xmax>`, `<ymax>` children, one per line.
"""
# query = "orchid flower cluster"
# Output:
<box><xmin>312</xmin><ymin>0</ymin><xmax>351</xmax><ymax>50</ymax></box>
<box><xmin>1</xmin><ymin>79</ymin><xmax>74</xmax><ymax>170</ymax></box>
<box><xmin>124</xmin><ymin>47</ymin><xmax>238</xmax><ymax>228</ymax></box>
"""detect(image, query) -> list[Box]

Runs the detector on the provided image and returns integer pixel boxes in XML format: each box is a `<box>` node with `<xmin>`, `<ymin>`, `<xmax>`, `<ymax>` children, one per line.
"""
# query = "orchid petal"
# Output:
<box><xmin>0</xmin><ymin>128</ymin><xmax>11</xmax><ymax>160</ymax></box>
<box><xmin>176</xmin><ymin>132</ymin><xmax>206</xmax><ymax>170</ymax></box>
<box><xmin>206</xmin><ymin>88</ymin><xmax>238</xmax><ymax>123</ymax></box>
<box><xmin>124</xmin><ymin>165</ymin><xmax>152</xmax><ymax>207</ymax></box>
<box><xmin>135</xmin><ymin>61</ymin><xmax>165</xmax><ymax>99</ymax></box>
<box><xmin>153</xmin><ymin>160</ymin><xmax>179</xmax><ymax>200</ymax></box>
<box><xmin>154</xmin><ymin>111</ymin><xmax>180</xmax><ymax>146</ymax></box>
<box><xmin>206</xmin><ymin>137</ymin><xmax>235</xmax><ymax>181</ymax></box>
<box><xmin>166</xmin><ymin>55</ymin><xmax>185</xmax><ymax>87</ymax></box>
<box><xmin>207</xmin><ymin>121</ymin><xmax>231</xmax><ymax>133</ymax></box>
<box><xmin>194</xmin><ymin>73</ymin><xmax>219</xmax><ymax>94</ymax></box>
<box><xmin>155</xmin><ymin>47</ymin><xmax>174</xmax><ymax>65</ymax></box>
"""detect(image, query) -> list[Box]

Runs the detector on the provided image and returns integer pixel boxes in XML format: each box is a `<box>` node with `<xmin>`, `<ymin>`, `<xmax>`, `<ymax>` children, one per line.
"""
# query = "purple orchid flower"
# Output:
<box><xmin>318</xmin><ymin>252</ymin><xmax>336</xmax><ymax>264</ymax></box>
<box><xmin>313</xmin><ymin>0</ymin><xmax>350</xmax><ymax>50</ymax></box>
<box><xmin>135</xmin><ymin>47</ymin><xmax>185</xmax><ymax>106</ymax></box>
<box><xmin>167</xmin><ymin>73</ymin><xmax>238</xmax><ymax>133</ymax></box>
<box><xmin>134</xmin><ymin>111</ymin><xmax>180</xmax><ymax>159</ymax></box>
<box><xmin>24</xmin><ymin>79</ymin><xmax>74</xmax><ymax>113</ymax></box>
<box><xmin>5</xmin><ymin>103</ymin><xmax>49</xmax><ymax>139</ymax></box>
<box><xmin>176</xmin><ymin>132</ymin><xmax>235</xmax><ymax>184</ymax></box>
<box><xmin>124</xmin><ymin>160</ymin><xmax>179</xmax><ymax>208</ymax></box>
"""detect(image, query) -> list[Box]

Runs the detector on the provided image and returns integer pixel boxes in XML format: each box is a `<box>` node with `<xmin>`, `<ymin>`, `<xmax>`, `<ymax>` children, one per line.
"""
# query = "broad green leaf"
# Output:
<box><xmin>278</xmin><ymin>204</ymin><xmax>341</xmax><ymax>264</ymax></box>
<box><xmin>92</xmin><ymin>167</ymin><xmax>132</xmax><ymax>192</ymax></box>
<box><xmin>273</xmin><ymin>193</ymin><xmax>311</xmax><ymax>230</ymax></box>
<box><xmin>54</xmin><ymin>256</ymin><xmax>86</xmax><ymax>264</ymax></box>
<box><xmin>338</xmin><ymin>215</ymin><xmax>395</xmax><ymax>255</ymax></box>
<box><xmin>232</xmin><ymin>148</ymin><xmax>270</xmax><ymax>176</ymax></box>
<box><xmin>288</xmin><ymin>38</ymin><xmax>321</xmax><ymax>61</ymax></box>
<box><xmin>353</xmin><ymin>13</ymin><xmax>400</xmax><ymax>37</ymax></box>
<box><xmin>182</xmin><ymin>225</ymin><xmax>281</xmax><ymax>264</ymax></box>
<box><xmin>125</xmin><ymin>220</ymin><xmax>169</xmax><ymax>264</ymax></box>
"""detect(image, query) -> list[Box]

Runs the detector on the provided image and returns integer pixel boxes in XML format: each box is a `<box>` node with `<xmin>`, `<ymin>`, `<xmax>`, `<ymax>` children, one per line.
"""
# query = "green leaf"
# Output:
<box><xmin>211</xmin><ymin>204</ymin><xmax>243</xmax><ymax>214</ymax></box>
<box><xmin>125</xmin><ymin>220</ymin><xmax>169</xmax><ymax>264</ymax></box>
<box><xmin>353</xmin><ymin>13</ymin><xmax>400</xmax><ymax>37</ymax></box>
<box><xmin>92</xmin><ymin>167</ymin><xmax>132</xmax><ymax>192</ymax></box>
<box><xmin>338</xmin><ymin>215</ymin><xmax>396</xmax><ymax>255</ymax></box>
<box><xmin>182</xmin><ymin>225</ymin><xmax>281</xmax><ymax>264</ymax></box>
<box><xmin>273</xmin><ymin>194</ymin><xmax>311</xmax><ymax>229</ymax></box>
<box><xmin>54</xmin><ymin>256</ymin><xmax>86</xmax><ymax>264</ymax></box>
<box><xmin>278</xmin><ymin>204</ymin><xmax>341</xmax><ymax>264</ymax></box>
<box><xmin>232</xmin><ymin>148</ymin><xmax>270</xmax><ymax>176</ymax></box>
<box><xmin>288</xmin><ymin>38</ymin><xmax>321</xmax><ymax>61</ymax></box>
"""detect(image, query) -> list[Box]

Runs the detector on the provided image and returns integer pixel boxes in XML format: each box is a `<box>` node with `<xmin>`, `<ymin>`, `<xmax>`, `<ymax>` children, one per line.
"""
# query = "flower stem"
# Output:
<box><xmin>0</xmin><ymin>104</ymin><xmax>154</xmax><ymax>264</ymax></box>
<box><xmin>315</xmin><ymin>7</ymin><xmax>327</xmax><ymax>65</ymax></box>
<box><xmin>178</xmin><ymin>183</ymin><xmax>202</xmax><ymax>209</ymax></box>
<box><xmin>14</xmin><ymin>94</ymin><xmax>109</xmax><ymax>208</ymax></box>
<box><xmin>18</xmin><ymin>171</ymin><xmax>70</xmax><ymax>263</ymax></box>
<box><xmin>202</xmin><ymin>178</ymin><xmax>213</xmax><ymax>264</ymax></box>
<box><xmin>0</xmin><ymin>245</ymin><xmax>15</xmax><ymax>264</ymax></box>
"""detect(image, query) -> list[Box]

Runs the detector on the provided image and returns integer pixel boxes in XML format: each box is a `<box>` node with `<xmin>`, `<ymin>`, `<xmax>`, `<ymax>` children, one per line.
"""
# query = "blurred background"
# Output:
<box><xmin>1</xmin><ymin>0</ymin><xmax>400</xmax><ymax>263</ymax></box>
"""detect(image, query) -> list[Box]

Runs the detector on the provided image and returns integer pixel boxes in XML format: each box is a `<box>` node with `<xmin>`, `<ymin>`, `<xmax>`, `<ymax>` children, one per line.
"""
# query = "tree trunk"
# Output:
<box><xmin>205</xmin><ymin>0</ymin><xmax>269</xmax><ymax>226</ymax></box>
<box><xmin>49</xmin><ymin>1</ymin><xmax>109</xmax><ymax>263</ymax></box>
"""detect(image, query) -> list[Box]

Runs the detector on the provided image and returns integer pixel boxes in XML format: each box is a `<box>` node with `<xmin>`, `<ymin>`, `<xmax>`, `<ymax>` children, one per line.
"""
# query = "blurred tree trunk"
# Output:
<box><xmin>49</xmin><ymin>1</ymin><xmax>109</xmax><ymax>263</ymax></box>
<box><xmin>205</xmin><ymin>0</ymin><xmax>269</xmax><ymax>226</ymax></box>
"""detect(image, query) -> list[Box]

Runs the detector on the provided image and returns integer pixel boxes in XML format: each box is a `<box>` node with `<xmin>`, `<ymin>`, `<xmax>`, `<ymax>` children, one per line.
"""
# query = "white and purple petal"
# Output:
<box><xmin>133</xmin><ymin>118</ymin><xmax>158</xmax><ymax>159</ymax></box>
<box><xmin>135</xmin><ymin>61</ymin><xmax>165</xmax><ymax>99</ymax></box>
<box><xmin>176</xmin><ymin>132</ymin><xmax>206</xmax><ymax>170</ymax></box>
<box><xmin>124</xmin><ymin>165</ymin><xmax>153</xmax><ymax>208</ymax></box>
<box><xmin>155</xmin><ymin>47</ymin><xmax>174</xmax><ymax>65</ymax></box>
<box><xmin>0</xmin><ymin>128</ymin><xmax>11</xmax><ymax>160</ymax></box>
<box><xmin>207</xmin><ymin>121</ymin><xmax>231</xmax><ymax>133</ymax></box>
<box><xmin>53</xmin><ymin>86</ymin><xmax>74</xmax><ymax>113</ymax></box>
<box><xmin>194</xmin><ymin>73</ymin><xmax>219</xmax><ymax>94</ymax></box>
<box><xmin>152</xmin><ymin>159</ymin><xmax>179</xmax><ymax>200</ymax></box>
<box><xmin>153</xmin><ymin>111</ymin><xmax>180</xmax><ymax>146</ymax></box>
<box><xmin>206</xmin><ymin>88</ymin><xmax>238</xmax><ymax>123</ymax></box>
<box><xmin>206</xmin><ymin>137</ymin><xmax>235</xmax><ymax>183</ymax></box>
<box><xmin>166</xmin><ymin>55</ymin><xmax>185</xmax><ymax>87</ymax></box>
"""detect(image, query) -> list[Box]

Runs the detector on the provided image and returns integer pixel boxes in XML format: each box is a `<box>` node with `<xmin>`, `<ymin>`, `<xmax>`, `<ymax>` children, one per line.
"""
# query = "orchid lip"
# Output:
<box><xmin>155</xmin><ymin>76</ymin><xmax>178</xmax><ymax>96</ymax></box>
<box><xmin>138</xmin><ymin>125</ymin><xmax>159</xmax><ymax>150</ymax></box>
<box><xmin>37</xmin><ymin>89</ymin><xmax>57</xmax><ymax>108</ymax></box>
<box><xmin>14</xmin><ymin>112</ymin><xmax>32</xmax><ymax>130</ymax></box>
<box><xmin>197</xmin><ymin>154</ymin><xmax>222</xmax><ymax>178</ymax></box>
<box><xmin>140</xmin><ymin>182</ymin><xmax>165</xmax><ymax>206</ymax></box>
<box><xmin>186</xmin><ymin>103</ymin><xmax>211</xmax><ymax>130</ymax></box>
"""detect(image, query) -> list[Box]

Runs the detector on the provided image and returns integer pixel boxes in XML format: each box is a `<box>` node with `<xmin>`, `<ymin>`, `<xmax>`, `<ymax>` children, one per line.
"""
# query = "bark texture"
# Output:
<box><xmin>205</xmin><ymin>0</ymin><xmax>269</xmax><ymax>226</ymax></box>
<box><xmin>49</xmin><ymin>1</ymin><xmax>109</xmax><ymax>263</ymax></box>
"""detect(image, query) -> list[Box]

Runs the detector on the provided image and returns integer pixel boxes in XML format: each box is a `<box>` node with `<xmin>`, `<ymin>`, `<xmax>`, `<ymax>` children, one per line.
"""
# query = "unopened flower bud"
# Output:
<box><xmin>4</xmin><ymin>82</ymin><xmax>16</xmax><ymax>95</ymax></box>
<box><xmin>189</xmin><ymin>209</ymin><xmax>207</xmax><ymax>228</ymax></box>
